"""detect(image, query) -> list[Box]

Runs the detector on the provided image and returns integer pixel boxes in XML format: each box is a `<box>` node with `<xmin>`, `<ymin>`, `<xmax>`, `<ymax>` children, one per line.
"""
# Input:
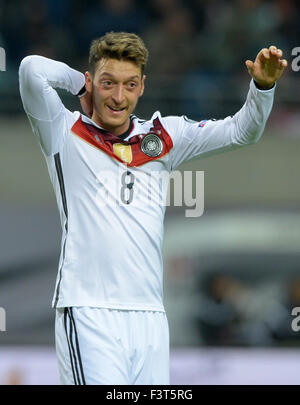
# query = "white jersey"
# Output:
<box><xmin>19</xmin><ymin>55</ymin><xmax>275</xmax><ymax>312</ymax></box>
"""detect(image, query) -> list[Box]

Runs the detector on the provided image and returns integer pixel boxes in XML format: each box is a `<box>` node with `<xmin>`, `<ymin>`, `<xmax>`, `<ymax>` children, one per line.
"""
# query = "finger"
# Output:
<box><xmin>269</xmin><ymin>46</ymin><xmax>283</xmax><ymax>60</ymax></box>
<box><xmin>245</xmin><ymin>60</ymin><xmax>254</xmax><ymax>72</ymax></box>
<box><xmin>279</xmin><ymin>59</ymin><xmax>288</xmax><ymax>68</ymax></box>
<box><xmin>263</xmin><ymin>48</ymin><xmax>270</xmax><ymax>59</ymax></box>
<box><xmin>258</xmin><ymin>48</ymin><xmax>270</xmax><ymax>62</ymax></box>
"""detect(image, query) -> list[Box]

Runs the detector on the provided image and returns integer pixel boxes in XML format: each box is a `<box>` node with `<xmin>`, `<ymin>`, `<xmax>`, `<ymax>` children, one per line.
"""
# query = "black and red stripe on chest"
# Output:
<box><xmin>71</xmin><ymin>116</ymin><xmax>173</xmax><ymax>167</ymax></box>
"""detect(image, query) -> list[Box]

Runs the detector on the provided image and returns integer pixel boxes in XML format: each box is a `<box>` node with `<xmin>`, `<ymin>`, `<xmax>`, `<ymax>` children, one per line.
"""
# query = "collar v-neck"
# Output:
<box><xmin>81</xmin><ymin>115</ymin><xmax>134</xmax><ymax>141</ymax></box>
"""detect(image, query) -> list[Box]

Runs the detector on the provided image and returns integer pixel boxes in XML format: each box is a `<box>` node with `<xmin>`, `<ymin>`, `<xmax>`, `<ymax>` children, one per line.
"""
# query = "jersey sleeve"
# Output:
<box><xmin>19</xmin><ymin>55</ymin><xmax>85</xmax><ymax>156</ymax></box>
<box><xmin>162</xmin><ymin>79</ymin><xmax>276</xmax><ymax>170</ymax></box>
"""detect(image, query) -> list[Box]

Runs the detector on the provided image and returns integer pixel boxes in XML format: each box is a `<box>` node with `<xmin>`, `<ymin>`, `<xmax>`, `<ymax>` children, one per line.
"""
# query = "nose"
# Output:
<box><xmin>112</xmin><ymin>84</ymin><xmax>125</xmax><ymax>105</ymax></box>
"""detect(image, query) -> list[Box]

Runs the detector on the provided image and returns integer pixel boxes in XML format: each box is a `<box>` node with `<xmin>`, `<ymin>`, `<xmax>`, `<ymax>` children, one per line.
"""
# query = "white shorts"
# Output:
<box><xmin>55</xmin><ymin>307</ymin><xmax>170</xmax><ymax>385</ymax></box>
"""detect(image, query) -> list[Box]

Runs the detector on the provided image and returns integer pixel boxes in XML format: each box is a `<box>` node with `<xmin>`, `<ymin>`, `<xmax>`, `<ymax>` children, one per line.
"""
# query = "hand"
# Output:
<box><xmin>79</xmin><ymin>91</ymin><xmax>93</xmax><ymax>118</ymax></box>
<box><xmin>245</xmin><ymin>45</ymin><xmax>288</xmax><ymax>89</ymax></box>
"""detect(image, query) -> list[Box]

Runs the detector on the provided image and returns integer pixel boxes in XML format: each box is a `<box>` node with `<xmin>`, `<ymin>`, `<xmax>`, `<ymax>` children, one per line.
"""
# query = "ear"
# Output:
<box><xmin>139</xmin><ymin>75</ymin><xmax>146</xmax><ymax>97</ymax></box>
<box><xmin>85</xmin><ymin>71</ymin><xmax>93</xmax><ymax>93</ymax></box>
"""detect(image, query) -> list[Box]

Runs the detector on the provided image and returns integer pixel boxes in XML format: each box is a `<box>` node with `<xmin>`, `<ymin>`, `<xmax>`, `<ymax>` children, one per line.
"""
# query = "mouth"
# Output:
<box><xmin>106</xmin><ymin>105</ymin><xmax>127</xmax><ymax>115</ymax></box>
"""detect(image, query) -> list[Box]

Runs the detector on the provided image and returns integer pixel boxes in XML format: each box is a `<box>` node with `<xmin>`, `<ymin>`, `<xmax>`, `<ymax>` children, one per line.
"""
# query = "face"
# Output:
<box><xmin>85</xmin><ymin>58</ymin><xmax>145</xmax><ymax>136</ymax></box>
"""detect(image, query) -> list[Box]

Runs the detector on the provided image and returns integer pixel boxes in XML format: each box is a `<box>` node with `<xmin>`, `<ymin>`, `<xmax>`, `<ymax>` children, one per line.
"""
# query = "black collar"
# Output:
<box><xmin>116</xmin><ymin>116</ymin><xmax>134</xmax><ymax>140</ymax></box>
<box><xmin>90</xmin><ymin>115</ymin><xmax>134</xmax><ymax>140</ymax></box>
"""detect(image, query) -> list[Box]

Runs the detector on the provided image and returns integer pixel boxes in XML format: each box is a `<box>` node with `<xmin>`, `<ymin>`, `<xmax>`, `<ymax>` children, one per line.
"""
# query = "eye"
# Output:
<box><xmin>127</xmin><ymin>82</ymin><xmax>137</xmax><ymax>89</ymax></box>
<box><xmin>101</xmin><ymin>80</ymin><xmax>113</xmax><ymax>88</ymax></box>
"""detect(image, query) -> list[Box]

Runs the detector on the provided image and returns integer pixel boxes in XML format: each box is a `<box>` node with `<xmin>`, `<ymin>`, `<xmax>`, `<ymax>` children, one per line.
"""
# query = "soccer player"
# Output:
<box><xmin>19</xmin><ymin>32</ymin><xmax>287</xmax><ymax>385</ymax></box>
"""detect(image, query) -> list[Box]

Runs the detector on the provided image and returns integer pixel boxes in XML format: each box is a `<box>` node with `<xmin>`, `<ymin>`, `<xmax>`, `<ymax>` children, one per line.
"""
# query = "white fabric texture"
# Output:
<box><xmin>55</xmin><ymin>307</ymin><xmax>170</xmax><ymax>385</ymax></box>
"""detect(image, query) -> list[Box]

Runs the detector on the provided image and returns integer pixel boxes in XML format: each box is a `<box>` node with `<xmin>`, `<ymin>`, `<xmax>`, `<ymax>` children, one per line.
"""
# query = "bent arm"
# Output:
<box><xmin>199</xmin><ymin>79</ymin><xmax>275</xmax><ymax>149</ymax></box>
<box><xmin>19</xmin><ymin>55</ymin><xmax>85</xmax><ymax>155</ymax></box>
<box><xmin>167</xmin><ymin>79</ymin><xmax>275</xmax><ymax>169</ymax></box>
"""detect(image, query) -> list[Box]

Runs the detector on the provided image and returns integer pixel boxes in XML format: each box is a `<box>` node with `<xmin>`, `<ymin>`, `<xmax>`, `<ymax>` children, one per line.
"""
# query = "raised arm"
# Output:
<box><xmin>165</xmin><ymin>45</ymin><xmax>288</xmax><ymax>170</ymax></box>
<box><xmin>19</xmin><ymin>55</ymin><xmax>85</xmax><ymax>155</ymax></box>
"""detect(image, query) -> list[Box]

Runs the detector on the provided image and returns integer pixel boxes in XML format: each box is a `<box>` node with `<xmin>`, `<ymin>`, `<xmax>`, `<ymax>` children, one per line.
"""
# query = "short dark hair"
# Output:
<box><xmin>89</xmin><ymin>31</ymin><xmax>149</xmax><ymax>76</ymax></box>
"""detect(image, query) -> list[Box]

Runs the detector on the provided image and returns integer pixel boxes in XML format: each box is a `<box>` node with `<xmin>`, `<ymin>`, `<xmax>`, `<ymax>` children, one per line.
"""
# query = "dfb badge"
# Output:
<box><xmin>141</xmin><ymin>133</ymin><xmax>163</xmax><ymax>157</ymax></box>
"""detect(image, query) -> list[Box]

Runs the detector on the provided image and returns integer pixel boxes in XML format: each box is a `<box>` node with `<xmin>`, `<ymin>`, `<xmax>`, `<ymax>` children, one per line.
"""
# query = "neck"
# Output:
<box><xmin>91</xmin><ymin>113</ymin><xmax>130</xmax><ymax>136</ymax></box>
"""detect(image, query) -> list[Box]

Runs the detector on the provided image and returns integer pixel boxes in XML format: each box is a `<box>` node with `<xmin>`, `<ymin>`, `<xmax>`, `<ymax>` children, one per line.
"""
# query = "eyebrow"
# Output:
<box><xmin>99</xmin><ymin>72</ymin><xmax>140</xmax><ymax>81</ymax></box>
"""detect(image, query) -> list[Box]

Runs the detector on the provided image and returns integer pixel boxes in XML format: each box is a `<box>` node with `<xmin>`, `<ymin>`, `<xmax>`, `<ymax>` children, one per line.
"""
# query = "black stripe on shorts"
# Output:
<box><xmin>64</xmin><ymin>308</ymin><xmax>86</xmax><ymax>385</ymax></box>
<box><xmin>68</xmin><ymin>308</ymin><xmax>86</xmax><ymax>385</ymax></box>
<box><xmin>63</xmin><ymin>308</ymin><xmax>78</xmax><ymax>385</ymax></box>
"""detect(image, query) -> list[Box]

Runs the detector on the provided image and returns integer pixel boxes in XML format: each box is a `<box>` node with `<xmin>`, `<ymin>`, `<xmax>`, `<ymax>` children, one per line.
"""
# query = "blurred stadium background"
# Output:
<box><xmin>1</xmin><ymin>0</ymin><xmax>300</xmax><ymax>384</ymax></box>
